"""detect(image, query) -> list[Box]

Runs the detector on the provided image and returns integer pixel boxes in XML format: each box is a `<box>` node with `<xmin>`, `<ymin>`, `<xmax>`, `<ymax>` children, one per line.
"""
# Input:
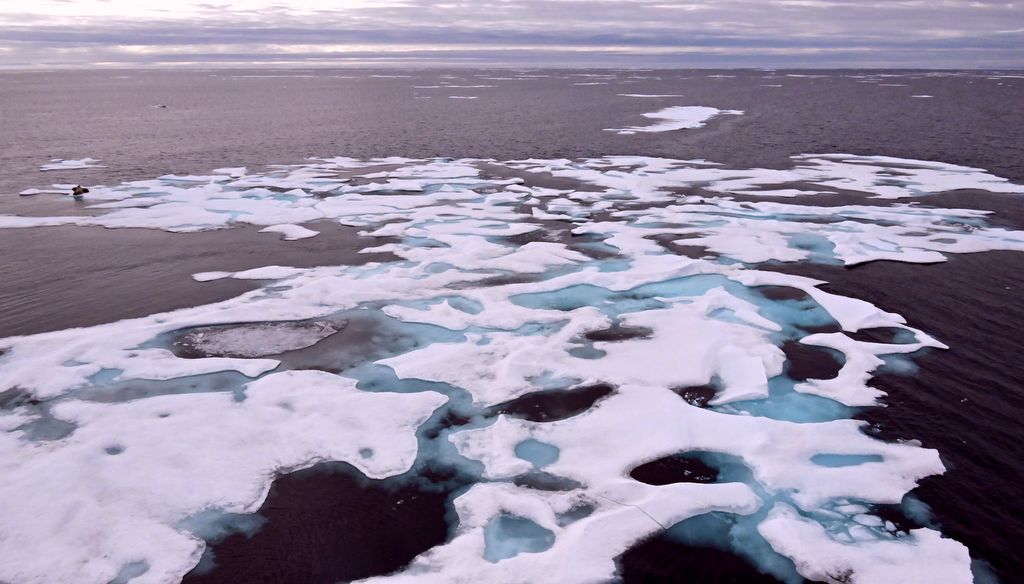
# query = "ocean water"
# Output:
<box><xmin>0</xmin><ymin>69</ymin><xmax>1022</xmax><ymax>584</ymax></box>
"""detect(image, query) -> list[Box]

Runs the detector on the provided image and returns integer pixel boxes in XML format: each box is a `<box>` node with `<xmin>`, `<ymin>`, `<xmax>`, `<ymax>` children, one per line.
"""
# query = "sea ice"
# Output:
<box><xmin>604</xmin><ymin>106</ymin><xmax>743</xmax><ymax>134</ymax></box>
<box><xmin>616</xmin><ymin>94</ymin><xmax>684</xmax><ymax>98</ymax></box>
<box><xmin>258</xmin><ymin>223</ymin><xmax>320</xmax><ymax>240</ymax></box>
<box><xmin>1</xmin><ymin>151</ymin><xmax>1019</xmax><ymax>584</ymax></box>
<box><xmin>39</xmin><ymin>158</ymin><xmax>104</xmax><ymax>171</ymax></box>
<box><xmin>0</xmin><ymin>371</ymin><xmax>446</xmax><ymax>584</ymax></box>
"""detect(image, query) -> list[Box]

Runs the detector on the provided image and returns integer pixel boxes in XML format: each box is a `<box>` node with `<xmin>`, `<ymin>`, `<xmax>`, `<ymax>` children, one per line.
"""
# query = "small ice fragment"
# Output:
<box><xmin>616</xmin><ymin>94</ymin><xmax>684</xmax><ymax>98</ymax></box>
<box><xmin>192</xmin><ymin>271</ymin><xmax>232</xmax><ymax>282</ymax></box>
<box><xmin>40</xmin><ymin>158</ymin><xmax>104</xmax><ymax>171</ymax></box>
<box><xmin>259</xmin><ymin>224</ymin><xmax>320</xmax><ymax>241</ymax></box>
<box><xmin>605</xmin><ymin>106</ymin><xmax>743</xmax><ymax>134</ymax></box>
<box><xmin>212</xmin><ymin>167</ymin><xmax>247</xmax><ymax>177</ymax></box>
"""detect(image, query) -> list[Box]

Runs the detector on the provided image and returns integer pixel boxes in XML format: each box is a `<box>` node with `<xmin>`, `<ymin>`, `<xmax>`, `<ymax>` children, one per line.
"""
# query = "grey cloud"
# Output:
<box><xmin>0</xmin><ymin>0</ymin><xmax>1021</xmax><ymax>68</ymax></box>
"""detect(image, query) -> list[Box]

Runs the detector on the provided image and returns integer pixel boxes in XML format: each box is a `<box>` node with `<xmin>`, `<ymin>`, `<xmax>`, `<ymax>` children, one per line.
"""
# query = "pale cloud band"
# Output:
<box><xmin>0</xmin><ymin>0</ymin><xmax>1021</xmax><ymax>68</ymax></box>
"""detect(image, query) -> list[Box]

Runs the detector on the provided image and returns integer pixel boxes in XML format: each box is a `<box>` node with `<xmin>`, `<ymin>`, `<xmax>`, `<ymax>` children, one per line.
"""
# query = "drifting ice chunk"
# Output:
<box><xmin>259</xmin><ymin>223</ymin><xmax>320</xmax><ymax>240</ymax></box>
<box><xmin>605</xmin><ymin>106</ymin><xmax>743</xmax><ymax>135</ymax></box>
<box><xmin>40</xmin><ymin>158</ymin><xmax>104</xmax><ymax>171</ymax></box>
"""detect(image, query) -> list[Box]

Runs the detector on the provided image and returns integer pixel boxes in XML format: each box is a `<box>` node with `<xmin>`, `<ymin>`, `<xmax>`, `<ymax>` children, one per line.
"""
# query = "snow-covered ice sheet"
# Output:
<box><xmin>1</xmin><ymin>152</ymin><xmax>1020</xmax><ymax>583</ymax></box>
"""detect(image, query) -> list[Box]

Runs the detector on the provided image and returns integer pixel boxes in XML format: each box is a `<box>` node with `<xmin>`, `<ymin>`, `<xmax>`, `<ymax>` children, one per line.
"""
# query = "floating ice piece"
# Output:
<box><xmin>18</xmin><ymin>187</ymin><xmax>66</xmax><ymax>196</ymax></box>
<box><xmin>212</xmin><ymin>167</ymin><xmax>247</xmax><ymax>177</ymax></box>
<box><xmin>448</xmin><ymin>96</ymin><xmax>479</xmax><ymax>100</ymax></box>
<box><xmin>616</xmin><ymin>94</ymin><xmax>684</xmax><ymax>98</ymax></box>
<box><xmin>230</xmin><ymin>265</ymin><xmax>306</xmax><ymax>280</ymax></box>
<box><xmin>192</xmin><ymin>271</ymin><xmax>232</xmax><ymax>282</ymax></box>
<box><xmin>258</xmin><ymin>223</ymin><xmax>320</xmax><ymax>240</ymax></box>
<box><xmin>605</xmin><ymin>106</ymin><xmax>743</xmax><ymax>134</ymax></box>
<box><xmin>730</xmin><ymin>188</ymin><xmax>834</xmax><ymax>197</ymax></box>
<box><xmin>40</xmin><ymin>158</ymin><xmax>104</xmax><ymax>171</ymax></box>
<box><xmin>793</xmin><ymin>330</ymin><xmax>946</xmax><ymax>406</ymax></box>
<box><xmin>911</xmin><ymin>95</ymin><xmax>934</xmax><ymax>98</ymax></box>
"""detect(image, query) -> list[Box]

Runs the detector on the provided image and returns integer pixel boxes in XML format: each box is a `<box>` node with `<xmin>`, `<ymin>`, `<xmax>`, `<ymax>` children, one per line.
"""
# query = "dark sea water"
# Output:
<box><xmin>1</xmin><ymin>68</ymin><xmax>1022</xmax><ymax>583</ymax></box>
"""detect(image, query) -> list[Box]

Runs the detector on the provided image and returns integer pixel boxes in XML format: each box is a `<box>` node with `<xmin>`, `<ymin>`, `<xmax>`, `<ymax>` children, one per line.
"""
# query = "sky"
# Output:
<box><xmin>0</xmin><ymin>0</ymin><xmax>1021</xmax><ymax>69</ymax></box>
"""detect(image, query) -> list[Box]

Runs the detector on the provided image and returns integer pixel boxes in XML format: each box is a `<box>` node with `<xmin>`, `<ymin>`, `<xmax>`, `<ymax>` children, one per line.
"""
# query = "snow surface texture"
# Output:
<box><xmin>2</xmin><ymin>154</ymin><xmax>1022</xmax><ymax>584</ymax></box>
<box><xmin>604</xmin><ymin>106</ymin><xmax>743</xmax><ymax>134</ymax></box>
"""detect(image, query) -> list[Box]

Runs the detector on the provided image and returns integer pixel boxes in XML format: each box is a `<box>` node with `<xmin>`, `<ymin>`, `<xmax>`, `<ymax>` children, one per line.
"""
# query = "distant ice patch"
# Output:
<box><xmin>605</xmin><ymin>106</ymin><xmax>743</xmax><ymax>135</ymax></box>
<box><xmin>40</xmin><ymin>158</ymin><xmax>104</xmax><ymax>171</ymax></box>
<box><xmin>617</xmin><ymin>94</ymin><xmax>684</xmax><ymax>98</ymax></box>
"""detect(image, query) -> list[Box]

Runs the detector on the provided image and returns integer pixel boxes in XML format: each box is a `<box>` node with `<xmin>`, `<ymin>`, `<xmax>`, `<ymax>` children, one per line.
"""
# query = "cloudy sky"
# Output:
<box><xmin>0</xmin><ymin>0</ymin><xmax>1021</xmax><ymax>69</ymax></box>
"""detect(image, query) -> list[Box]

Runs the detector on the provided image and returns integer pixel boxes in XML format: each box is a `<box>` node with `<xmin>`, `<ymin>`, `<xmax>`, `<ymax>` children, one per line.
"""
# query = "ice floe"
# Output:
<box><xmin>0</xmin><ymin>152</ymin><xmax>1019</xmax><ymax>583</ymax></box>
<box><xmin>39</xmin><ymin>158</ymin><xmax>104</xmax><ymax>171</ymax></box>
<box><xmin>258</xmin><ymin>223</ymin><xmax>320</xmax><ymax>240</ymax></box>
<box><xmin>617</xmin><ymin>93</ymin><xmax>684</xmax><ymax>98</ymax></box>
<box><xmin>604</xmin><ymin>105</ymin><xmax>743</xmax><ymax>134</ymax></box>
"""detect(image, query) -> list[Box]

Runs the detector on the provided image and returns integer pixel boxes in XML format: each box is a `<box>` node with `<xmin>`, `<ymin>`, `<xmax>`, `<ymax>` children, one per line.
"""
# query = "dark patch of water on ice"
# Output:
<box><xmin>781</xmin><ymin>340</ymin><xmax>843</xmax><ymax>381</ymax></box>
<box><xmin>488</xmin><ymin>383</ymin><xmax>615</xmax><ymax>422</ymax></box>
<box><xmin>513</xmin><ymin>471</ymin><xmax>584</xmax><ymax>492</ymax></box>
<box><xmin>617</xmin><ymin>531</ymin><xmax>804</xmax><ymax>584</ymax></box>
<box><xmin>629</xmin><ymin>453</ymin><xmax>719</xmax><ymax>485</ymax></box>
<box><xmin>584</xmin><ymin>325</ymin><xmax>653</xmax><ymax>342</ymax></box>
<box><xmin>672</xmin><ymin>384</ymin><xmax>717</xmax><ymax>408</ymax></box>
<box><xmin>182</xmin><ymin>461</ymin><xmax>456</xmax><ymax>584</ymax></box>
